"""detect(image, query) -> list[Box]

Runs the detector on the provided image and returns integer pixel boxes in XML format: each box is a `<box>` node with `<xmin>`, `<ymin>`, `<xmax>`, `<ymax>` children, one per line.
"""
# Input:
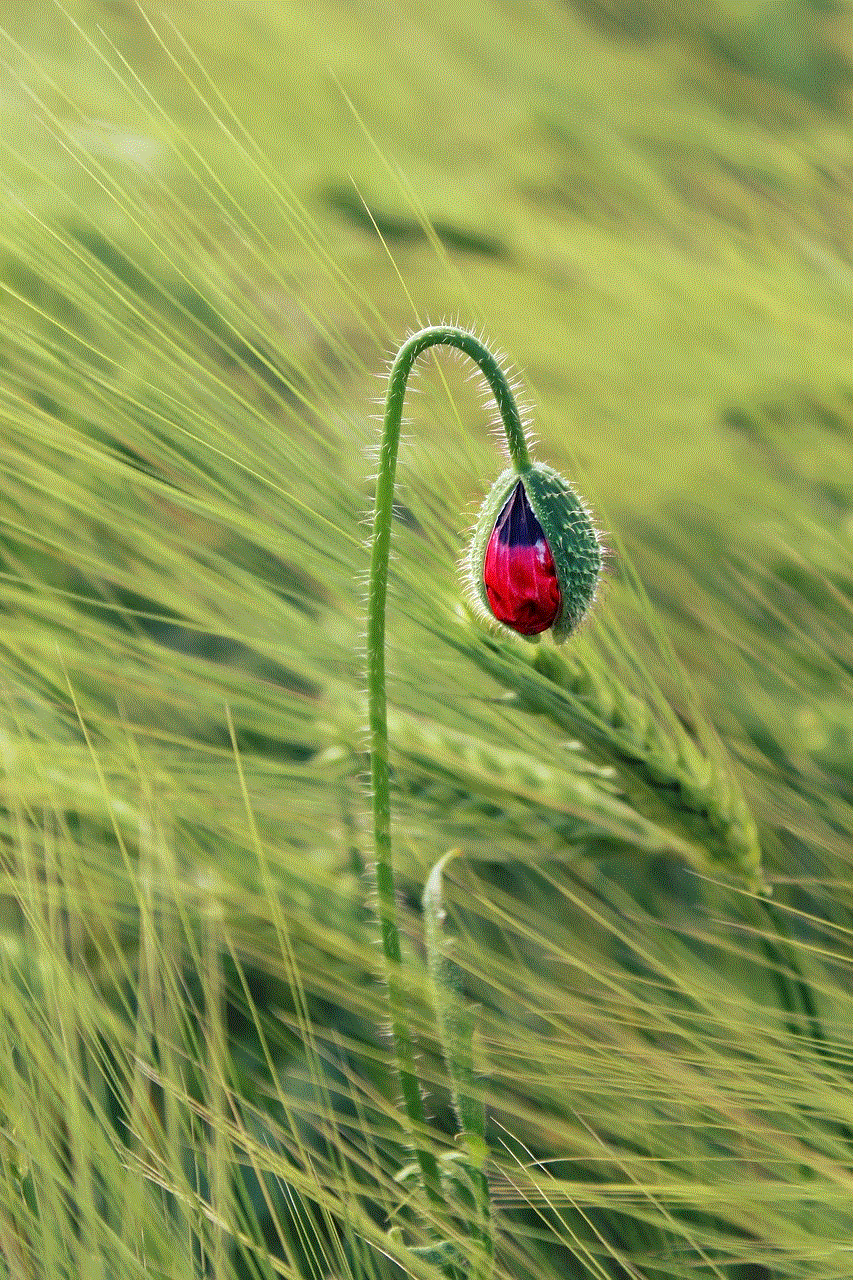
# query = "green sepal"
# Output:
<box><xmin>465</xmin><ymin>462</ymin><xmax>603</xmax><ymax>643</ymax></box>
<box><xmin>465</xmin><ymin>468</ymin><xmax>518</xmax><ymax>631</ymax></box>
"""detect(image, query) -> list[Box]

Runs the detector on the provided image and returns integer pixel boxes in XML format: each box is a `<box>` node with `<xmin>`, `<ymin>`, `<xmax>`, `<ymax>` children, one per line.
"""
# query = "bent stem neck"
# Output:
<box><xmin>367</xmin><ymin>326</ymin><xmax>531</xmax><ymax>1205</ymax></box>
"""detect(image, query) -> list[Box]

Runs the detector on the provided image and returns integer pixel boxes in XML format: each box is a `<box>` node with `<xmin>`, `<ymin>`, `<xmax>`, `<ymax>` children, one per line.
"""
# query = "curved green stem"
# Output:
<box><xmin>368</xmin><ymin>326</ymin><xmax>530</xmax><ymax>1205</ymax></box>
<box><xmin>424</xmin><ymin>851</ymin><xmax>493</xmax><ymax>1277</ymax></box>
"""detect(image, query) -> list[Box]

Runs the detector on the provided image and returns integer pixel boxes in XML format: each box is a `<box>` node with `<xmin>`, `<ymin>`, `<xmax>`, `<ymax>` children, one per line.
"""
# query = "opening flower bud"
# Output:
<box><xmin>466</xmin><ymin>463</ymin><xmax>603</xmax><ymax>643</ymax></box>
<box><xmin>483</xmin><ymin>482</ymin><xmax>561</xmax><ymax>635</ymax></box>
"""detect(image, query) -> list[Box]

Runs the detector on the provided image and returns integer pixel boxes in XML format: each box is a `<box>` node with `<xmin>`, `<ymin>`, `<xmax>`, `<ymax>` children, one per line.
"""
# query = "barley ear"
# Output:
<box><xmin>463</xmin><ymin>630</ymin><xmax>768</xmax><ymax>894</ymax></box>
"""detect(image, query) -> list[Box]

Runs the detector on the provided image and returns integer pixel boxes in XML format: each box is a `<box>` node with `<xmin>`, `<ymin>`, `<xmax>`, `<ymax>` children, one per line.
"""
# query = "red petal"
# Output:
<box><xmin>483</xmin><ymin>482</ymin><xmax>561</xmax><ymax>635</ymax></box>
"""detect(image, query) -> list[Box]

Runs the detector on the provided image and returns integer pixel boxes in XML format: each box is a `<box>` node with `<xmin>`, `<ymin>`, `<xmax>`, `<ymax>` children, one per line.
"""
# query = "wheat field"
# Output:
<box><xmin>1</xmin><ymin>2</ymin><xmax>852</xmax><ymax>1277</ymax></box>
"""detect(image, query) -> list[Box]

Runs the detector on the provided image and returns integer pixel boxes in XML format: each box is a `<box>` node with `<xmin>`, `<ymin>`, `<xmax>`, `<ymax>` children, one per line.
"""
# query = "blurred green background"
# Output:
<box><xmin>1</xmin><ymin>1</ymin><xmax>853</xmax><ymax>1277</ymax></box>
<box><xmin>4</xmin><ymin>0</ymin><xmax>852</xmax><ymax>771</ymax></box>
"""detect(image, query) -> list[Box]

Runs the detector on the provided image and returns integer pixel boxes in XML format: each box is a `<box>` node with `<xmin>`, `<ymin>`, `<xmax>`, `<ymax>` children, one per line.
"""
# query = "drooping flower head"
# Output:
<box><xmin>467</xmin><ymin>462</ymin><xmax>603</xmax><ymax>643</ymax></box>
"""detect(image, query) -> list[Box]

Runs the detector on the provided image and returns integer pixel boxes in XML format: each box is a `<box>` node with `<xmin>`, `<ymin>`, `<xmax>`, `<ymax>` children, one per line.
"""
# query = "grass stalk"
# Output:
<box><xmin>423</xmin><ymin>852</ymin><xmax>494</xmax><ymax>1280</ymax></box>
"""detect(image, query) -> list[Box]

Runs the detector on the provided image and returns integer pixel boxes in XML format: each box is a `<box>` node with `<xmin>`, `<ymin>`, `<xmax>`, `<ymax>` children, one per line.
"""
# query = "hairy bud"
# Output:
<box><xmin>466</xmin><ymin>463</ymin><xmax>603</xmax><ymax>643</ymax></box>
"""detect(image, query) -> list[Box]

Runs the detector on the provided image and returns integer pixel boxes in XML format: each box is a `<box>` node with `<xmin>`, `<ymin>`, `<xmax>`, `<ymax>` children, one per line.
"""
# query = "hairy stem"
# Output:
<box><xmin>368</xmin><ymin>326</ymin><xmax>529</xmax><ymax>1206</ymax></box>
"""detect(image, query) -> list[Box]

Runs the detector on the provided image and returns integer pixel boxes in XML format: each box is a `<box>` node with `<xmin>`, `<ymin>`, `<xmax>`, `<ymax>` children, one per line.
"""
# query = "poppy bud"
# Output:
<box><xmin>466</xmin><ymin>463</ymin><xmax>603</xmax><ymax>643</ymax></box>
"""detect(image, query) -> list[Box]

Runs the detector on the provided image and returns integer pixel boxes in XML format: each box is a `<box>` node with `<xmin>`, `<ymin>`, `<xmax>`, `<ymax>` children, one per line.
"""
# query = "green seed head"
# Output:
<box><xmin>465</xmin><ymin>461</ymin><xmax>604</xmax><ymax>643</ymax></box>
